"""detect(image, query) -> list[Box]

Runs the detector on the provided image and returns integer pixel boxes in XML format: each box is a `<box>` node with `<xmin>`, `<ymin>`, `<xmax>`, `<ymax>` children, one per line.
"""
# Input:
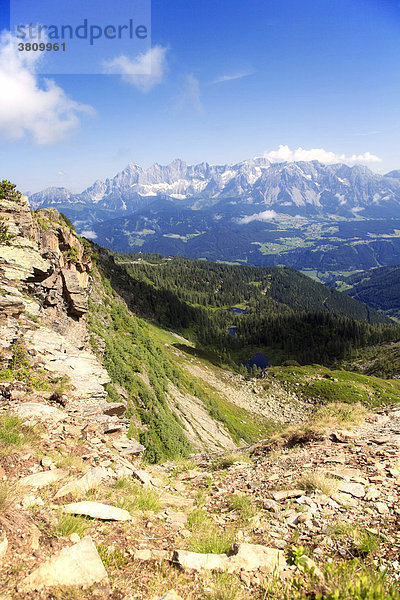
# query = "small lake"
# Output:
<box><xmin>242</xmin><ymin>353</ymin><xmax>270</xmax><ymax>369</ymax></box>
<box><xmin>230</xmin><ymin>307</ymin><xmax>246</xmax><ymax>314</ymax></box>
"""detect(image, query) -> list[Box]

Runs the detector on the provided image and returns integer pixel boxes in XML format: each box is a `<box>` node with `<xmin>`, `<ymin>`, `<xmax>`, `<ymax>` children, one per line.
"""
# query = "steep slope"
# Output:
<box><xmin>0</xmin><ymin>189</ymin><xmax>309</xmax><ymax>463</ymax></box>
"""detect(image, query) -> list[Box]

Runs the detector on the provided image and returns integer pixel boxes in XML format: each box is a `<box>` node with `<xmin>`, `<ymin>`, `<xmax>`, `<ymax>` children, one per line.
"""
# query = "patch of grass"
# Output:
<box><xmin>228</xmin><ymin>493</ymin><xmax>256</xmax><ymax>521</ymax></box>
<box><xmin>171</xmin><ymin>457</ymin><xmax>198</xmax><ymax>477</ymax></box>
<box><xmin>262</xmin><ymin>559</ymin><xmax>399</xmax><ymax>600</ymax></box>
<box><xmin>53</xmin><ymin>513</ymin><xmax>89</xmax><ymax>538</ymax></box>
<box><xmin>53</xmin><ymin>453</ymin><xmax>86</xmax><ymax>471</ymax></box>
<box><xmin>270</xmin><ymin>364</ymin><xmax>400</xmax><ymax>408</ymax></box>
<box><xmin>0</xmin><ymin>482</ymin><xmax>16</xmax><ymax>515</ymax></box>
<box><xmin>332</xmin><ymin>522</ymin><xmax>381</xmax><ymax>558</ymax></box>
<box><xmin>205</xmin><ymin>572</ymin><xmax>244</xmax><ymax>600</ymax></box>
<box><xmin>187</xmin><ymin>509</ymin><xmax>235</xmax><ymax>554</ymax></box>
<box><xmin>281</xmin><ymin>401</ymin><xmax>369</xmax><ymax>449</ymax></box>
<box><xmin>189</xmin><ymin>526</ymin><xmax>235</xmax><ymax>555</ymax></box>
<box><xmin>0</xmin><ymin>413</ymin><xmax>37</xmax><ymax>453</ymax></box>
<box><xmin>113</xmin><ymin>478</ymin><xmax>161</xmax><ymax>512</ymax></box>
<box><xmin>296</xmin><ymin>470</ymin><xmax>338</xmax><ymax>496</ymax></box>
<box><xmin>97</xmin><ymin>543</ymin><xmax>128</xmax><ymax>571</ymax></box>
<box><xmin>311</xmin><ymin>401</ymin><xmax>369</xmax><ymax>429</ymax></box>
<box><xmin>212</xmin><ymin>452</ymin><xmax>251</xmax><ymax>470</ymax></box>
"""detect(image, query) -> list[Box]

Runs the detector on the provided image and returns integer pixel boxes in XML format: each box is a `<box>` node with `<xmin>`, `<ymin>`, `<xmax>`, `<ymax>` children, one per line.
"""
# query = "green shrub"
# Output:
<box><xmin>0</xmin><ymin>180</ymin><xmax>22</xmax><ymax>203</ymax></box>
<box><xmin>0</xmin><ymin>217</ymin><xmax>14</xmax><ymax>245</ymax></box>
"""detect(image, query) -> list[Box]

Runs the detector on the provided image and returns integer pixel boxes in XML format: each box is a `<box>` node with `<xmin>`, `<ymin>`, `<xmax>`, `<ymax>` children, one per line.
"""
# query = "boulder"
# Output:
<box><xmin>12</xmin><ymin>402</ymin><xmax>65</xmax><ymax>424</ymax></box>
<box><xmin>61</xmin><ymin>269</ymin><xmax>88</xmax><ymax>316</ymax></box>
<box><xmin>172</xmin><ymin>542</ymin><xmax>286</xmax><ymax>573</ymax></box>
<box><xmin>338</xmin><ymin>482</ymin><xmax>365</xmax><ymax>498</ymax></box>
<box><xmin>228</xmin><ymin>543</ymin><xmax>287</xmax><ymax>573</ymax></box>
<box><xmin>102</xmin><ymin>402</ymin><xmax>126</xmax><ymax>417</ymax></box>
<box><xmin>172</xmin><ymin>549</ymin><xmax>229</xmax><ymax>572</ymax></box>
<box><xmin>160</xmin><ymin>493</ymin><xmax>195</xmax><ymax>510</ymax></box>
<box><xmin>271</xmin><ymin>489</ymin><xmax>304</xmax><ymax>501</ymax></box>
<box><xmin>132</xmin><ymin>469</ymin><xmax>155</xmax><ymax>488</ymax></box>
<box><xmin>19</xmin><ymin>469</ymin><xmax>68</xmax><ymax>490</ymax></box>
<box><xmin>63</xmin><ymin>501</ymin><xmax>131</xmax><ymax>521</ymax></box>
<box><xmin>55</xmin><ymin>467</ymin><xmax>111</xmax><ymax>499</ymax></box>
<box><xmin>113</xmin><ymin>438</ymin><xmax>145</xmax><ymax>456</ymax></box>
<box><xmin>19</xmin><ymin>536</ymin><xmax>108</xmax><ymax>591</ymax></box>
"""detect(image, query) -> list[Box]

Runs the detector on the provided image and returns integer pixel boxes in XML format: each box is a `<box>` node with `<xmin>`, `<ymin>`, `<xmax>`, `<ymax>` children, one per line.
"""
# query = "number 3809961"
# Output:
<box><xmin>18</xmin><ymin>42</ymin><xmax>66</xmax><ymax>51</ymax></box>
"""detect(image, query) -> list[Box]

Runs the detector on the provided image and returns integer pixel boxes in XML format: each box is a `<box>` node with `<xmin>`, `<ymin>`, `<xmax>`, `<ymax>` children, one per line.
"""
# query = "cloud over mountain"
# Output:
<box><xmin>264</xmin><ymin>145</ymin><xmax>382</xmax><ymax>166</ymax></box>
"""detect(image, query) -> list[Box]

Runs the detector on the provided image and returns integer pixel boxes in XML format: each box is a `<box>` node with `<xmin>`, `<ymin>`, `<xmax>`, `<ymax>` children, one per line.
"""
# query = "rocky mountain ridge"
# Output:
<box><xmin>29</xmin><ymin>158</ymin><xmax>400</xmax><ymax>229</ymax></box>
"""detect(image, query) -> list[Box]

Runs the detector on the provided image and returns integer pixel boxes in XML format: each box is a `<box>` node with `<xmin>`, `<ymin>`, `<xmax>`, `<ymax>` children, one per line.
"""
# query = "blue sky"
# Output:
<box><xmin>0</xmin><ymin>0</ymin><xmax>399</xmax><ymax>192</ymax></box>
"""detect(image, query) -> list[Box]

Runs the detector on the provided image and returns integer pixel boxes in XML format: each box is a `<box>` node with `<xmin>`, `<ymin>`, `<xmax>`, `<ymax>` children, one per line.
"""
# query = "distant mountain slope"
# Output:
<box><xmin>340</xmin><ymin>266</ymin><xmax>400</xmax><ymax>318</ymax></box>
<box><xmin>29</xmin><ymin>158</ymin><xmax>400</xmax><ymax>271</ymax></box>
<box><xmin>97</xmin><ymin>251</ymin><xmax>398</xmax><ymax>366</ymax></box>
<box><xmin>30</xmin><ymin>159</ymin><xmax>400</xmax><ymax>223</ymax></box>
<box><xmin>108</xmin><ymin>253</ymin><xmax>388</xmax><ymax>322</ymax></box>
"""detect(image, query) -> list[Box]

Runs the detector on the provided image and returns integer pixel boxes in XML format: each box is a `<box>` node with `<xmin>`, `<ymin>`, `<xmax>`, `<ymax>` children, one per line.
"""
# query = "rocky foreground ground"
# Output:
<box><xmin>1</xmin><ymin>381</ymin><xmax>400</xmax><ymax>600</ymax></box>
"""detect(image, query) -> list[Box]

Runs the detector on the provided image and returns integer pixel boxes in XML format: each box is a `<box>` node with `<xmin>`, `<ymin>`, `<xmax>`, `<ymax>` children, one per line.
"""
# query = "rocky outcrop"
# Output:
<box><xmin>0</xmin><ymin>196</ymin><xmax>111</xmax><ymax>405</ymax></box>
<box><xmin>0</xmin><ymin>196</ymin><xmax>92</xmax><ymax>348</ymax></box>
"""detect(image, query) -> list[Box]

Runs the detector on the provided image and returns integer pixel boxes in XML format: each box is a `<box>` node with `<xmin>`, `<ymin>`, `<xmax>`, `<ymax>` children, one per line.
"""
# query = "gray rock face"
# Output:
<box><xmin>25</xmin><ymin>328</ymin><xmax>110</xmax><ymax>402</ymax></box>
<box><xmin>63</xmin><ymin>501</ymin><xmax>131</xmax><ymax>521</ymax></box>
<box><xmin>29</xmin><ymin>159</ymin><xmax>400</xmax><ymax>218</ymax></box>
<box><xmin>61</xmin><ymin>268</ymin><xmax>88</xmax><ymax>316</ymax></box>
<box><xmin>20</xmin><ymin>536</ymin><xmax>108</xmax><ymax>591</ymax></box>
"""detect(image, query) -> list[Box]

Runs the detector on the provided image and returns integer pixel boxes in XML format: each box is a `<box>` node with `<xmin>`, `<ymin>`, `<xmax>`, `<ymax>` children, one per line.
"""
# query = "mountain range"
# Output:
<box><xmin>29</xmin><ymin>158</ymin><xmax>400</xmax><ymax>269</ymax></box>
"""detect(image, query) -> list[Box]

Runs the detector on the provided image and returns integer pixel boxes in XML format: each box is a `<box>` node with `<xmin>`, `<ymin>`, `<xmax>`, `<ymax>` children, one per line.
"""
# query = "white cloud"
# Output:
<box><xmin>0</xmin><ymin>31</ymin><xmax>93</xmax><ymax>145</ymax></box>
<box><xmin>176</xmin><ymin>74</ymin><xmax>202</xmax><ymax>112</ymax></box>
<box><xmin>264</xmin><ymin>145</ymin><xmax>382</xmax><ymax>166</ymax></box>
<box><xmin>212</xmin><ymin>71</ymin><xmax>254</xmax><ymax>84</ymax></box>
<box><xmin>80</xmin><ymin>230</ymin><xmax>97</xmax><ymax>240</ymax></box>
<box><xmin>238</xmin><ymin>210</ymin><xmax>277</xmax><ymax>224</ymax></box>
<box><xmin>102</xmin><ymin>46</ymin><xmax>168</xmax><ymax>92</ymax></box>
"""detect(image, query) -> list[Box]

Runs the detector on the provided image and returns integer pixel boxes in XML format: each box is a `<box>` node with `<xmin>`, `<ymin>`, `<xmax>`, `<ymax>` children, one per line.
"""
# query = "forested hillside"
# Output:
<box><xmin>96</xmin><ymin>250</ymin><xmax>399</xmax><ymax>366</ymax></box>
<box><xmin>338</xmin><ymin>266</ymin><xmax>400</xmax><ymax>319</ymax></box>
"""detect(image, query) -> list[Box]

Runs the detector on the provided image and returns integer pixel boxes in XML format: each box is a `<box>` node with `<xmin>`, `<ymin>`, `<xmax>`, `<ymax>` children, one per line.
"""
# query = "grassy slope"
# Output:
<box><xmin>269</xmin><ymin>364</ymin><xmax>400</xmax><ymax>407</ymax></box>
<box><xmin>87</xmin><ymin>266</ymin><xmax>275</xmax><ymax>461</ymax></box>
